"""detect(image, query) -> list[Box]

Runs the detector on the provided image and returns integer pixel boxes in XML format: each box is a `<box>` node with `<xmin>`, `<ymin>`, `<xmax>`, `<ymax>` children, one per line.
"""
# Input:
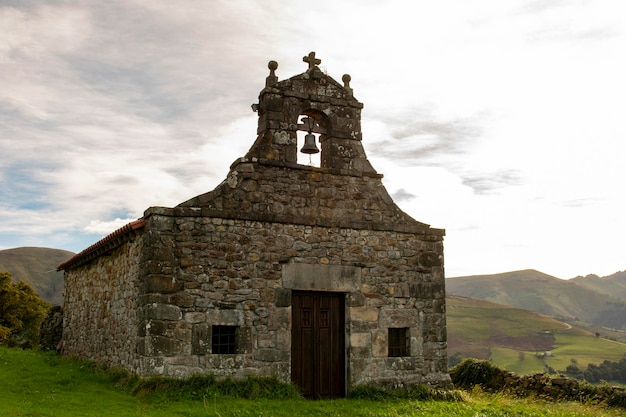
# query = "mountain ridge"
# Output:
<box><xmin>0</xmin><ymin>247</ymin><xmax>74</xmax><ymax>305</ymax></box>
<box><xmin>447</xmin><ymin>269</ymin><xmax>626</xmax><ymax>330</ymax></box>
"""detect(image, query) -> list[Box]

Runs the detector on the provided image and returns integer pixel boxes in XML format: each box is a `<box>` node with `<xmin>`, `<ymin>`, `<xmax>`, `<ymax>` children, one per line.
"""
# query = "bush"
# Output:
<box><xmin>0</xmin><ymin>272</ymin><xmax>50</xmax><ymax>348</ymax></box>
<box><xmin>449</xmin><ymin>359</ymin><xmax>508</xmax><ymax>392</ymax></box>
<box><xmin>450</xmin><ymin>358</ymin><xmax>626</xmax><ymax>409</ymax></box>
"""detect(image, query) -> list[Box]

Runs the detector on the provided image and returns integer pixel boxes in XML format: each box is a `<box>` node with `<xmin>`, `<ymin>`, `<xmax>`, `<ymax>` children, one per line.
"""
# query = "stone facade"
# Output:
<box><xmin>62</xmin><ymin>232</ymin><xmax>144</xmax><ymax>370</ymax></box>
<box><xmin>59</xmin><ymin>52</ymin><xmax>450</xmax><ymax>395</ymax></box>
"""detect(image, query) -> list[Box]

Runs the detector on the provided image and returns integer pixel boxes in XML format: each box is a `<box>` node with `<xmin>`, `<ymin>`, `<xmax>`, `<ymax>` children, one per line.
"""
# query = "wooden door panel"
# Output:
<box><xmin>292</xmin><ymin>292</ymin><xmax>345</xmax><ymax>399</ymax></box>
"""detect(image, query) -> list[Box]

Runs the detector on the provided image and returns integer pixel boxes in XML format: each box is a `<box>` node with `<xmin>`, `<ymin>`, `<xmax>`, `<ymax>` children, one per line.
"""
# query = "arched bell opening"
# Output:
<box><xmin>296</xmin><ymin>110</ymin><xmax>329</xmax><ymax>167</ymax></box>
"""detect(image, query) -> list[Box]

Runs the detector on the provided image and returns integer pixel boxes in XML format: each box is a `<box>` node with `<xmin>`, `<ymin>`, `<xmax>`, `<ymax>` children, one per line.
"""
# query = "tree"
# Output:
<box><xmin>0</xmin><ymin>272</ymin><xmax>50</xmax><ymax>348</ymax></box>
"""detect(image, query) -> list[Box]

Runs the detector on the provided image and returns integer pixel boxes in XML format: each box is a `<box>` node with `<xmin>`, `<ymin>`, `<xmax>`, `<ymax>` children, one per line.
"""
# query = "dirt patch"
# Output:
<box><xmin>486</xmin><ymin>329</ymin><xmax>555</xmax><ymax>352</ymax></box>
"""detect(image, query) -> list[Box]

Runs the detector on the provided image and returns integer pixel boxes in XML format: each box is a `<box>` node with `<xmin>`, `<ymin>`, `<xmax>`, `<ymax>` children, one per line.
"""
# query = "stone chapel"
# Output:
<box><xmin>58</xmin><ymin>52</ymin><xmax>450</xmax><ymax>398</ymax></box>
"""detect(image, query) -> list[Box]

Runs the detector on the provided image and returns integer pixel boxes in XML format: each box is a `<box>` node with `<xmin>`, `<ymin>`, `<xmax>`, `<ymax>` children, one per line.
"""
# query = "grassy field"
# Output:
<box><xmin>491</xmin><ymin>333</ymin><xmax>626</xmax><ymax>376</ymax></box>
<box><xmin>447</xmin><ymin>295</ymin><xmax>626</xmax><ymax>375</ymax></box>
<box><xmin>1</xmin><ymin>346</ymin><xmax>625</xmax><ymax>417</ymax></box>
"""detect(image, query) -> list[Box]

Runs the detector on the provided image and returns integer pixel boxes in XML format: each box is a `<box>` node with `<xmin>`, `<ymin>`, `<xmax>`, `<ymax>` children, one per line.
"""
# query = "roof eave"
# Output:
<box><xmin>57</xmin><ymin>219</ymin><xmax>146</xmax><ymax>271</ymax></box>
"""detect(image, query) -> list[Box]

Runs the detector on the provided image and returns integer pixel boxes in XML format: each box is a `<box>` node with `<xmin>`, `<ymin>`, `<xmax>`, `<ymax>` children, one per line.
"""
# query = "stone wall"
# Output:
<box><xmin>134</xmin><ymin>159</ymin><xmax>448</xmax><ymax>386</ymax></box>
<box><xmin>60</xmin><ymin>158</ymin><xmax>449</xmax><ymax>388</ymax></box>
<box><xmin>178</xmin><ymin>159</ymin><xmax>433</xmax><ymax>235</ymax></box>
<box><xmin>39</xmin><ymin>305</ymin><xmax>63</xmax><ymax>351</ymax></box>
<box><xmin>63</xmin><ymin>238</ymin><xmax>144</xmax><ymax>371</ymax></box>
<box><xmin>137</xmin><ymin>211</ymin><xmax>447</xmax><ymax>386</ymax></box>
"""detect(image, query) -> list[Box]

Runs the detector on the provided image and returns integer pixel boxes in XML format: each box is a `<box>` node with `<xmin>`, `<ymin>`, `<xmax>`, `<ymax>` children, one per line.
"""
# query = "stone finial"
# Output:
<box><xmin>266</xmin><ymin>60</ymin><xmax>278</xmax><ymax>87</ymax></box>
<box><xmin>342</xmin><ymin>74</ymin><xmax>353</xmax><ymax>96</ymax></box>
<box><xmin>303</xmin><ymin>51</ymin><xmax>321</xmax><ymax>71</ymax></box>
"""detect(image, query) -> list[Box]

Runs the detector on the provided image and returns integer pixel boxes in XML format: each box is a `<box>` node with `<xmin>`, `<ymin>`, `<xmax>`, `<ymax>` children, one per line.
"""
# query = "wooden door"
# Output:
<box><xmin>291</xmin><ymin>291</ymin><xmax>345</xmax><ymax>399</ymax></box>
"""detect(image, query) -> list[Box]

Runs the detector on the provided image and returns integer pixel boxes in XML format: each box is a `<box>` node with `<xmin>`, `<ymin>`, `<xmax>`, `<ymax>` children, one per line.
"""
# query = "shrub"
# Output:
<box><xmin>449</xmin><ymin>359</ymin><xmax>508</xmax><ymax>392</ymax></box>
<box><xmin>450</xmin><ymin>358</ymin><xmax>626</xmax><ymax>409</ymax></box>
<box><xmin>0</xmin><ymin>272</ymin><xmax>50</xmax><ymax>348</ymax></box>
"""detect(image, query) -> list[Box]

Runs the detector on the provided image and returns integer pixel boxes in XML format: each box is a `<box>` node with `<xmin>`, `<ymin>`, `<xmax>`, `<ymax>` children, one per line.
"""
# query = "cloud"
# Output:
<box><xmin>391</xmin><ymin>189</ymin><xmax>417</xmax><ymax>202</ymax></box>
<box><xmin>518</xmin><ymin>0</ymin><xmax>620</xmax><ymax>43</ymax></box>
<box><xmin>367</xmin><ymin>111</ymin><xmax>484</xmax><ymax>167</ymax></box>
<box><xmin>461</xmin><ymin>170</ymin><xmax>523</xmax><ymax>195</ymax></box>
<box><xmin>555</xmin><ymin>197</ymin><xmax>605</xmax><ymax>208</ymax></box>
<box><xmin>84</xmin><ymin>218</ymin><xmax>137</xmax><ymax>234</ymax></box>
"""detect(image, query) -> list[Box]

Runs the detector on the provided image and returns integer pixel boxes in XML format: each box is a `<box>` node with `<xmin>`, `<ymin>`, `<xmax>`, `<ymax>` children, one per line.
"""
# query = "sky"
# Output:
<box><xmin>1</xmin><ymin>0</ymin><xmax>625</xmax><ymax>279</ymax></box>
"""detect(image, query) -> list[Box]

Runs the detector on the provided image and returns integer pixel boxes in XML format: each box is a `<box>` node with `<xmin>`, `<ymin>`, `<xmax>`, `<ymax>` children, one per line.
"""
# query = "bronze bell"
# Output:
<box><xmin>300</xmin><ymin>132</ymin><xmax>319</xmax><ymax>154</ymax></box>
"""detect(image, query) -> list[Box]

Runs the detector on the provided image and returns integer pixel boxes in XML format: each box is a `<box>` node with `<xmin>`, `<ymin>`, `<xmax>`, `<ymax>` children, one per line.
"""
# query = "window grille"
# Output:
<box><xmin>388</xmin><ymin>328</ymin><xmax>409</xmax><ymax>357</ymax></box>
<box><xmin>212</xmin><ymin>325</ymin><xmax>238</xmax><ymax>354</ymax></box>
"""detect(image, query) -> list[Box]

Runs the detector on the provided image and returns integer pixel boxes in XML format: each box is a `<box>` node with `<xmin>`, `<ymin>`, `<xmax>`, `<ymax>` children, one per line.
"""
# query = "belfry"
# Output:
<box><xmin>59</xmin><ymin>52</ymin><xmax>450</xmax><ymax>398</ymax></box>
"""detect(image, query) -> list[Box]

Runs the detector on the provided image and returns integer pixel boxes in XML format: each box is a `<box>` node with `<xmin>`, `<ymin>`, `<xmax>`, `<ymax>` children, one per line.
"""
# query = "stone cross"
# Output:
<box><xmin>303</xmin><ymin>51</ymin><xmax>321</xmax><ymax>70</ymax></box>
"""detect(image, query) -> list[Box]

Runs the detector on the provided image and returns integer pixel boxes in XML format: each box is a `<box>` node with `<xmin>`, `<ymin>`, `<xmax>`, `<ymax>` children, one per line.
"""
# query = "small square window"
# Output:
<box><xmin>388</xmin><ymin>328</ymin><xmax>409</xmax><ymax>357</ymax></box>
<box><xmin>212</xmin><ymin>325</ymin><xmax>238</xmax><ymax>354</ymax></box>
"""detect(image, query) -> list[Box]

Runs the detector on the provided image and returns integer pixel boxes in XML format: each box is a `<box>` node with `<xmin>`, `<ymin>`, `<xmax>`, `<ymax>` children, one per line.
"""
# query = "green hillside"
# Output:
<box><xmin>446</xmin><ymin>294</ymin><xmax>626</xmax><ymax>375</ymax></box>
<box><xmin>0</xmin><ymin>247</ymin><xmax>73</xmax><ymax>305</ymax></box>
<box><xmin>447</xmin><ymin>269</ymin><xmax>626</xmax><ymax>330</ymax></box>
<box><xmin>572</xmin><ymin>271</ymin><xmax>626</xmax><ymax>300</ymax></box>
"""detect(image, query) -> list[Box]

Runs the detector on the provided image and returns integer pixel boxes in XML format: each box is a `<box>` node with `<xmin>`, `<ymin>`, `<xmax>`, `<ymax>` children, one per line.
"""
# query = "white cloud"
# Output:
<box><xmin>84</xmin><ymin>218</ymin><xmax>137</xmax><ymax>235</ymax></box>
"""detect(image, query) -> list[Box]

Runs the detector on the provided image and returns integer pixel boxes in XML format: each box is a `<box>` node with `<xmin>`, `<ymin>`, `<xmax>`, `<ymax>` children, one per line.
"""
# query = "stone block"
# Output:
<box><xmin>185</xmin><ymin>312</ymin><xmax>206</xmax><ymax>324</ymax></box>
<box><xmin>349</xmin><ymin>291</ymin><xmax>366</xmax><ymax>307</ymax></box>
<box><xmin>418</xmin><ymin>251</ymin><xmax>443</xmax><ymax>267</ymax></box>
<box><xmin>206</xmin><ymin>309</ymin><xmax>244</xmax><ymax>326</ymax></box>
<box><xmin>350</xmin><ymin>307</ymin><xmax>378</xmax><ymax>322</ymax></box>
<box><xmin>275</xmin><ymin>329</ymin><xmax>290</xmax><ymax>350</ymax></box>
<box><xmin>147</xmin><ymin>335</ymin><xmax>182</xmax><ymax>356</ymax></box>
<box><xmin>192</xmin><ymin>323</ymin><xmax>210</xmax><ymax>355</ymax></box>
<box><xmin>145</xmin><ymin>303</ymin><xmax>182</xmax><ymax>321</ymax></box>
<box><xmin>275</xmin><ymin>289</ymin><xmax>291</xmax><ymax>307</ymax></box>
<box><xmin>350</xmin><ymin>332</ymin><xmax>371</xmax><ymax>348</ymax></box>
<box><xmin>372</xmin><ymin>329</ymin><xmax>388</xmax><ymax>357</ymax></box>
<box><xmin>147</xmin><ymin>214</ymin><xmax>175</xmax><ymax>231</ymax></box>
<box><xmin>254</xmin><ymin>348</ymin><xmax>289</xmax><ymax>362</ymax></box>
<box><xmin>169</xmin><ymin>292</ymin><xmax>196</xmax><ymax>308</ymax></box>
<box><xmin>145</xmin><ymin>319</ymin><xmax>167</xmax><ymax>336</ymax></box>
<box><xmin>379</xmin><ymin>309</ymin><xmax>417</xmax><ymax>328</ymax></box>
<box><xmin>144</xmin><ymin>275</ymin><xmax>183</xmax><ymax>294</ymax></box>
<box><xmin>282</xmin><ymin>263</ymin><xmax>361</xmax><ymax>292</ymax></box>
<box><xmin>237</xmin><ymin>326</ymin><xmax>253</xmax><ymax>353</ymax></box>
<box><xmin>164</xmin><ymin>355</ymin><xmax>199</xmax><ymax>367</ymax></box>
<box><xmin>257</xmin><ymin>333</ymin><xmax>275</xmax><ymax>348</ymax></box>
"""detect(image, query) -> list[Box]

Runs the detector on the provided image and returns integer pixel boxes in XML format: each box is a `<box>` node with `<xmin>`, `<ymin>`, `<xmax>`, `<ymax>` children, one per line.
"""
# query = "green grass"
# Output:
<box><xmin>489</xmin><ymin>333</ymin><xmax>626</xmax><ymax>376</ymax></box>
<box><xmin>1</xmin><ymin>346</ymin><xmax>624</xmax><ymax>416</ymax></box>
<box><xmin>447</xmin><ymin>295</ymin><xmax>626</xmax><ymax>375</ymax></box>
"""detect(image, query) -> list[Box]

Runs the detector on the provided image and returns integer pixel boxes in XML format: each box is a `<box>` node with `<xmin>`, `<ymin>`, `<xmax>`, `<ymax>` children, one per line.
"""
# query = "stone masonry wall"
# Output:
<box><xmin>39</xmin><ymin>305</ymin><xmax>63</xmax><ymax>351</ymax></box>
<box><xmin>136</xmin><ymin>153</ymin><xmax>449</xmax><ymax>385</ymax></box>
<box><xmin>138</xmin><ymin>211</ymin><xmax>447</xmax><ymax>386</ymax></box>
<box><xmin>135</xmin><ymin>157</ymin><xmax>448</xmax><ymax>387</ymax></box>
<box><xmin>61</xmin><ymin>158</ymin><xmax>449</xmax><ymax>388</ymax></box>
<box><xmin>63</xmin><ymin>238</ymin><xmax>144</xmax><ymax>371</ymax></box>
<box><xmin>179</xmin><ymin>159</ymin><xmax>433</xmax><ymax>236</ymax></box>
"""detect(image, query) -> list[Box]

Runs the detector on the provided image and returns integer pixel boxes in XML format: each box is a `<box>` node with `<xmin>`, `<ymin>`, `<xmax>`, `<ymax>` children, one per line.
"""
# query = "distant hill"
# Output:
<box><xmin>571</xmin><ymin>270</ymin><xmax>626</xmax><ymax>300</ymax></box>
<box><xmin>446</xmin><ymin>269</ymin><xmax>626</xmax><ymax>330</ymax></box>
<box><xmin>0</xmin><ymin>247</ymin><xmax>73</xmax><ymax>305</ymax></box>
<box><xmin>446</xmin><ymin>294</ymin><xmax>568</xmax><ymax>359</ymax></box>
<box><xmin>446</xmin><ymin>294</ymin><xmax>626</xmax><ymax>375</ymax></box>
